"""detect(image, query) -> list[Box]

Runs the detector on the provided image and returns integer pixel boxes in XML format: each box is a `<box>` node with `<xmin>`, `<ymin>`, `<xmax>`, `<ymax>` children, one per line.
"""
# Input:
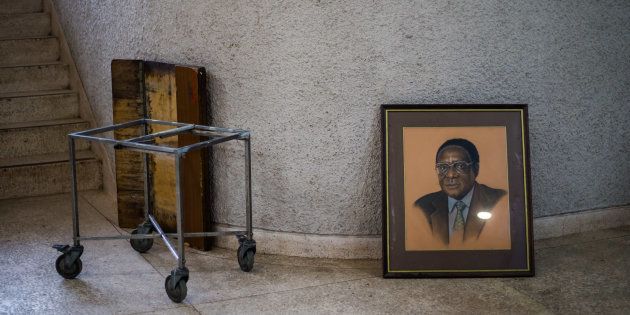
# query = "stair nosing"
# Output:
<box><xmin>0</xmin><ymin>35</ymin><xmax>53</xmax><ymax>41</ymax></box>
<box><xmin>0</xmin><ymin>61</ymin><xmax>64</xmax><ymax>69</ymax></box>
<box><xmin>0</xmin><ymin>150</ymin><xmax>96</xmax><ymax>168</ymax></box>
<box><xmin>0</xmin><ymin>89</ymin><xmax>76</xmax><ymax>99</ymax></box>
<box><xmin>0</xmin><ymin>35</ymin><xmax>56</xmax><ymax>42</ymax></box>
<box><xmin>0</xmin><ymin>8</ymin><xmax>44</xmax><ymax>16</ymax></box>
<box><xmin>0</xmin><ymin>118</ymin><xmax>88</xmax><ymax>130</ymax></box>
<box><xmin>0</xmin><ymin>12</ymin><xmax>48</xmax><ymax>18</ymax></box>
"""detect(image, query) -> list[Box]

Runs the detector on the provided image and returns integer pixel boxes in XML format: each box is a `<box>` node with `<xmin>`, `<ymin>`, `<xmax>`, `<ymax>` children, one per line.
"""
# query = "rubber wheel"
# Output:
<box><xmin>130</xmin><ymin>229</ymin><xmax>153</xmax><ymax>253</ymax></box>
<box><xmin>237</xmin><ymin>245</ymin><xmax>255</xmax><ymax>272</ymax></box>
<box><xmin>55</xmin><ymin>254</ymin><xmax>82</xmax><ymax>279</ymax></box>
<box><xmin>164</xmin><ymin>275</ymin><xmax>187</xmax><ymax>303</ymax></box>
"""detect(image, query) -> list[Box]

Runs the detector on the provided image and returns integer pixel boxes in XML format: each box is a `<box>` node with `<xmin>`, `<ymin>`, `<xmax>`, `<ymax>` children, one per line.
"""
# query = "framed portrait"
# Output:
<box><xmin>381</xmin><ymin>104</ymin><xmax>534</xmax><ymax>278</ymax></box>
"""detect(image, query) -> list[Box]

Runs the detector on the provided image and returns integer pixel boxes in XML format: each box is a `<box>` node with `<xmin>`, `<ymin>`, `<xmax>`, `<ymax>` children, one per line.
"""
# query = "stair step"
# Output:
<box><xmin>0</xmin><ymin>88</ymin><xmax>75</xmax><ymax>98</ymax></box>
<box><xmin>0</xmin><ymin>37</ymin><xmax>59</xmax><ymax>66</ymax></box>
<box><xmin>0</xmin><ymin>12</ymin><xmax>50</xmax><ymax>38</ymax></box>
<box><xmin>0</xmin><ymin>63</ymin><xmax>69</xmax><ymax>93</ymax></box>
<box><xmin>0</xmin><ymin>118</ymin><xmax>90</xmax><ymax>159</ymax></box>
<box><xmin>0</xmin><ymin>89</ymin><xmax>78</xmax><ymax>124</ymax></box>
<box><xmin>0</xmin><ymin>151</ymin><xmax>102</xmax><ymax>199</ymax></box>
<box><xmin>0</xmin><ymin>150</ymin><xmax>94</xmax><ymax>168</ymax></box>
<box><xmin>0</xmin><ymin>0</ymin><xmax>42</xmax><ymax>14</ymax></box>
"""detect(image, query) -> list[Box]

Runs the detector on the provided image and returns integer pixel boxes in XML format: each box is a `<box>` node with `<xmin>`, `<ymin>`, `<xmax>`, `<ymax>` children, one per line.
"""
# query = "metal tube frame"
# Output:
<box><xmin>66</xmin><ymin>119</ymin><xmax>253</xmax><ymax>268</ymax></box>
<box><xmin>244</xmin><ymin>134</ymin><xmax>253</xmax><ymax>240</ymax></box>
<box><xmin>174</xmin><ymin>154</ymin><xmax>185</xmax><ymax>267</ymax></box>
<box><xmin>69</xmin><ymin>137</ymin><xmax>80</xmax><ymax>246</ymax></box>
<box><xmin>74</xmin><ymin>230</ymin><xmax>247</xmax><ymax>241</ymax></box>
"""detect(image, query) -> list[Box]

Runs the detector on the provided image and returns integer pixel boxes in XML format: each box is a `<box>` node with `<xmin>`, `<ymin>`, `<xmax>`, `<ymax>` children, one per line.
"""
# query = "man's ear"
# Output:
<box><xmin>473</xmin><ymin>163</ymin><xmax>480</xmax><ymax>176</ymax></box>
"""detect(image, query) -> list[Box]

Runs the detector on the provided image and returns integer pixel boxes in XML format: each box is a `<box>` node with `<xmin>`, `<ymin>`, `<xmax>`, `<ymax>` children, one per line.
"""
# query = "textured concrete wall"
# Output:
<box><xmin>54</xmin><ymin>0</ymin><xmax>630</xmax><ymax>236</ymax></box>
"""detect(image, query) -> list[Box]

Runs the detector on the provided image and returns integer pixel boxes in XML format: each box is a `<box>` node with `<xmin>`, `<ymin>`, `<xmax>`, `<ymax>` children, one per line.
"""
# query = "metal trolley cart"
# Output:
<box><xmin>53</xmin><ymin>118</ymin><xmax>256</xmax><ymax>303</ymax></box>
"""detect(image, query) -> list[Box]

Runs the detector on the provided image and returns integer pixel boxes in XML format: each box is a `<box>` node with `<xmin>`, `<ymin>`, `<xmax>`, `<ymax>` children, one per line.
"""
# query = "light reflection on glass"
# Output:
<box><xmin>477</xmin><ymin>211</ymin><xmax>492</xmax><ymax>220</ymax></box>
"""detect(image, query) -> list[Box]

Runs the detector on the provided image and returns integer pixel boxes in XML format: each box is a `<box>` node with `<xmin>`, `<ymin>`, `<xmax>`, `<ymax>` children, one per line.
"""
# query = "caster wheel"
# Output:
<box><xmin>55</xmin><ymin>254</ymin><xmax>82</xmax><ymax>279</ymax></box>
<box><xmin>237</xmin><ymin>244</ymin><xmax>255</xmax><ymax>272</ymax></box>
<box><xmin>164</xmin><ymin>275</ymin><xmax>187</xmax><ymax>303</ymax></box>
<box><xmin>130</xmin><ymin>229</ymin><xmax>153</xmax><ymax>253</ymax></box>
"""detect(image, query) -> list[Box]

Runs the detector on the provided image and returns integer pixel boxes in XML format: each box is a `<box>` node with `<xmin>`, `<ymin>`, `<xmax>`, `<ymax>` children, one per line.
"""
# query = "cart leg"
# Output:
<box><xmin>52</xmin><ymin>136</ymin><xmax>84</xmax><ymax>279</ymax></box>
<box><xmin>143</xmin><ymin>152</ymin><xmax>152</xmax><ymax>217</ymax></box>
<box><xmin>245</xmin><ymin>136</ymin><xmax>253</xmax><ymax>241</ymax></box>
<box><xmin>69</xmin><ymin>136</ymin><xmax>80</xmax><ymax>246</ymax></box>
<box><xmin>237</xmin><ymin>135</ymin><xmax>256</xmax><ymax>272</ymax></box>
<box><xmin>175</xmin><ymin>153</ymin><xmax>185</xmax><ymax>269</ymax></box>
<box><xmin>142</xmin><ymin>116</ymin><xmax>152</xmax><ymax>218</ymax></box>
<box><xmin>130</xmin><ymin>146</ymin><xmax>155</xmax><ymax>253</ymax></box>
<box><xmin>164</xmin><ymin>153</ymin><xmax>189</xmax><ymax>303</ymax></box>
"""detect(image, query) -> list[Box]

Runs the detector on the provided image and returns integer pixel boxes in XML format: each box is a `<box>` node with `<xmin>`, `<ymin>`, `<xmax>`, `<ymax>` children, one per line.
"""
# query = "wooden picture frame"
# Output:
<box><xmin>382</xmin><ymin>104</ymin><xmax>534</xmax><ymax>277</ymax></box>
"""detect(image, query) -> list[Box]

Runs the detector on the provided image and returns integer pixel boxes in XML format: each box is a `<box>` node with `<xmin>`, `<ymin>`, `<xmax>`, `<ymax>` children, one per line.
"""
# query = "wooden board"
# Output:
<box><xmin>112</xmin><ymin>60</ymin><xmax>211</xmax><ymax>250</ymax></box>
<box><xmin>175</xmin><ymin>66</ymin><xmax>211</xmax><ymax>250</ymax></box>
<box><xmin>112</xmin><ymin>60</ymin><xmax>145</xmax><ymax>228</ymax></box>
<box><xmin>144</xmin><ymin>61</ymin><xmax>178</xmax><ymax>234</ymax></box>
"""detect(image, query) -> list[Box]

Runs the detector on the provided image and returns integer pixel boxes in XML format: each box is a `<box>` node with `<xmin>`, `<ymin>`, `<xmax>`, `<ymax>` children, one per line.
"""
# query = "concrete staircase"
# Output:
<box><xmin>0</xmin><ymin>0</ymin><xmax>102</xmax><ymax>199</ymax></box>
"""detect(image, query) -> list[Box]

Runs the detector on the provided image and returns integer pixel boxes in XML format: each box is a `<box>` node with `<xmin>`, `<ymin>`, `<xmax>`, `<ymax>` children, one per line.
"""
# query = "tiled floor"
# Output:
<box><xmin>1</xmin><ymin>192</ymin><xmax>628</xmax><ymax>314</ymax></box>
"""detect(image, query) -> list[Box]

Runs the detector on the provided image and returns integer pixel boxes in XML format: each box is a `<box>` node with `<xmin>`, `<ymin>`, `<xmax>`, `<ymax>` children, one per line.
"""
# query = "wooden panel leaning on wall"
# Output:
<box><xmin>112</xmin><ymin>60</ymin><xmax>212</xmax><ymax>250</ymax></box>
<box><xmin>112</xmin><ymin>60</ymin><xmax>145</xmax><ymax>228</ymax></box>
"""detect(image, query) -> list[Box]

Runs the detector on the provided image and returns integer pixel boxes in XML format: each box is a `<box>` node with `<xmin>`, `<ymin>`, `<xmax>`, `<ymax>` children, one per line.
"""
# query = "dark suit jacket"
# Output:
<box><xmin>414</xmin><ymin>183</ymin><xmax>506</xmax><ymax>245</ymax></box>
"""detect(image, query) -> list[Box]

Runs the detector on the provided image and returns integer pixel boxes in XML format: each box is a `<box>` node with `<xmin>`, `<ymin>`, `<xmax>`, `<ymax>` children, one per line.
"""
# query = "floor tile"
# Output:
<box><xmin>535</xmin><ymin>225</ymin><xmax>630</xmax><ymax>249</ymax></box>
<box><xmin>0</xmin><ymin>272</ymin><xmax>179</xmax><ymax>314</ymax></box>
<box><xmin>501</xmin><ymin>236</ymin><xmax>630</xmax><ymax>313</ymax></box>
<box><xmin>0</xmin><ymin>194</ymin><xmax>155</xmax><ymax>277</ymax></box>
<box><xmin>194</xmin><ymin>276</ymin><xmax>551</xmax><ymax>314</ymax></box>
<box><xmin>142</xmin><ymin>243</ymin><xmax>378</xmax><ymax>305</ymax></box>
<box><xmin>129</xmin><ymin>305</ymin><xmax>201</xmax><ymax>315</ymax></box>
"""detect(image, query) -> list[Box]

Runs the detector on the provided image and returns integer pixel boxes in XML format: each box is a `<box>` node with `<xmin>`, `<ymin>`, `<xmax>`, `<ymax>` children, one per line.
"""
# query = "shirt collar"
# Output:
<box><xmin>448</xmin><ymin>184</ymin><xmax>475</xmax><ymax>213</ymax></box>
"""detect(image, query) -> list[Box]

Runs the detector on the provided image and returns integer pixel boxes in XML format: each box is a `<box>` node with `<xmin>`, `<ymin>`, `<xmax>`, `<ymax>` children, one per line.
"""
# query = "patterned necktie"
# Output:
<box><xmin>453</xmin><ymin>200</ymin><xmax>466</xmax><ymax>232</ymax></box>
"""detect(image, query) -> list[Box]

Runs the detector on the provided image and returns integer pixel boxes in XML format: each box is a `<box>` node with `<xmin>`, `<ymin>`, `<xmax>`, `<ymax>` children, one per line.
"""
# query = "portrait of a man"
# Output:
<box><xmin>414</xmin><ymin>138</ymin><xmax>506</xmax><ymax>247</ymax></box>
<box><xmin>403</xmin><ymin>127</ymin><xmax>512</xmax><ymax>251</ymax></box>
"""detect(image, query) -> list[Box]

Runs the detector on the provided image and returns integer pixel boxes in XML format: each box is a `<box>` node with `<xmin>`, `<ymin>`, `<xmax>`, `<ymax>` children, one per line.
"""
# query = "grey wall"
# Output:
<box><xmin>55</xmin><ymin>0</ymin><xmax>630</xmax><ymax>236</ymax></box>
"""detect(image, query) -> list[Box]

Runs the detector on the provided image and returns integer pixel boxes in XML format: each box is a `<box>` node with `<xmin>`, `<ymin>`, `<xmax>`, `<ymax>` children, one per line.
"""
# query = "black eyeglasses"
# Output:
<box><xmin>435</xmin><ymin>161</ymin><xmax>474</xmax><ymax>176</ymax></box>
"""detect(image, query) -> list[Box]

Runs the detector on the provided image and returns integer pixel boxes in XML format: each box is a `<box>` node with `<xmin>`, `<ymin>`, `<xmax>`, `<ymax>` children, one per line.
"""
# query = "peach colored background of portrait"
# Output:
<box><xmin>403</xmin><ymin>126</ymin><xmax>511</xmax><ymax>251</ymax></box>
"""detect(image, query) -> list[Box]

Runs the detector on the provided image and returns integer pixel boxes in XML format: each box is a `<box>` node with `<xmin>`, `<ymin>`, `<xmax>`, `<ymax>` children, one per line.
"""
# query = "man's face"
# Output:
<box><xmin>436</xmin><ymin>146</ymin><xmax>476</xmax><ymax>200</ymax></box>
